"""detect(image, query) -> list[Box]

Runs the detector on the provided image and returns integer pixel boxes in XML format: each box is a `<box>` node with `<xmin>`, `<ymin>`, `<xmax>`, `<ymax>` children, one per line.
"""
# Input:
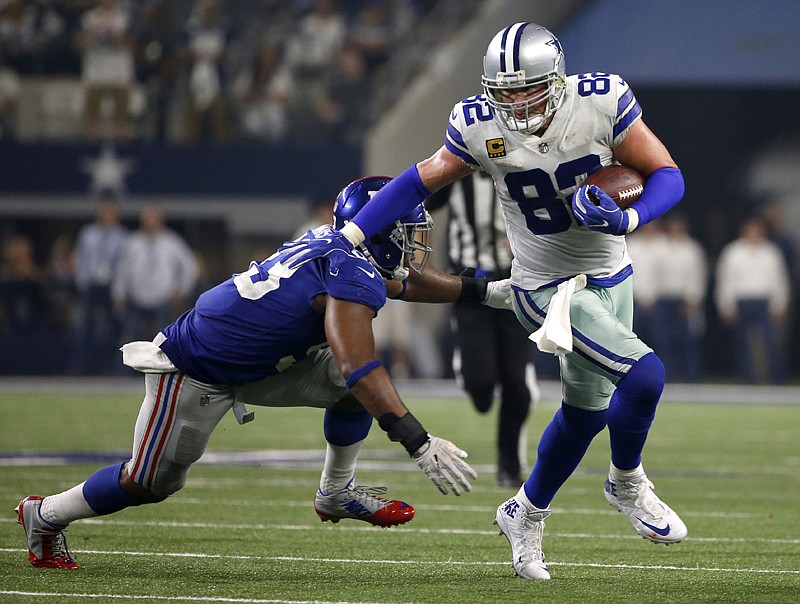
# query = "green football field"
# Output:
<box><xmin>1</xmin><ymin>383</ymin><xmax>798</xmax><ymax>603</ymax></box>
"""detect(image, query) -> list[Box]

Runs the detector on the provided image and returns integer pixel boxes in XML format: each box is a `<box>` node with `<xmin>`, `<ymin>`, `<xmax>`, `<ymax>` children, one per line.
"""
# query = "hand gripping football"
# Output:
<box><xmin>582</xmin><ymin>165</ymin><xmax>644</xmax><ymax>210</ymax></box>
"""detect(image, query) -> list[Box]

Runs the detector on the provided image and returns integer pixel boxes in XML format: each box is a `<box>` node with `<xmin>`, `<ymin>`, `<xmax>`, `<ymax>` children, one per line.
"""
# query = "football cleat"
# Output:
<box><xmin>493</xmin><ymin>487</ymin><xmax>551</xmax><ymax>580</ymax></box>
<box><xmin>314</xmin><ymin>481</ymin><xmax>415</xmax><ymax>528</ymax></box>
<box><xmin>15</xmin><ymin>496</ymin><xmax>78</xmax><ymax>569</ymax></box>
<box><xmin>604</xmin><ymin>466</ymin><xmax>687</xmax><ymax>544</ymax></box>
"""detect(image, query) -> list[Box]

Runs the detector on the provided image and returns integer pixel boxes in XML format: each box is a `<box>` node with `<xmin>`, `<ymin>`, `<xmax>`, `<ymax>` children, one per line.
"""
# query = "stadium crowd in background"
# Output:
<box><xmin>0</xmin><ymin>1</ymin><xmax>797</xmax><ymax>387</ymax></box>
<box><xmin>0</xmin><ymin>0</ymin><xmax>433</xmax><ymax>144</ymax></box>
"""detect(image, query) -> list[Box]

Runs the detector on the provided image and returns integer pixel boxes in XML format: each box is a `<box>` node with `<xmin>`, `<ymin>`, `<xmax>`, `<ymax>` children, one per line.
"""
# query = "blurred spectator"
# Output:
<box><xmin>650</xmin><ymin>214</ymin><xmax>707</xmax><ymax>382</ymax></box>
<box><xmin>626</xmin><ymin>221</ymin><xmax>666</xmax><ymax>347</ymax></box>
<box><xmin>33</xmin><ymin>0</ymin><xmax>74</xmax><ymax>75</ymax></box>
<box><xmin>293</xmin><ymin>196</ymin><xmax>334</xmax><ymax>238</ymax></box>
<box><xmin>715</xmin><ymin>216</ymin><xmax>791</xmax><ymax>384</ymax></box>
<box><xmin>44</xmin><ymin>232</ymin><xmax>77</xmax><ymax>348</ymax></box>
<box><xmin>74</xmin><ymin>0</ymin><xmax>136</xmax><ymax>142</ymax></box>
<box><xmin>112</xmin><ymin>206</ymin><xmax>198</xmax><ymax>350</ymax></box>
<box><xmin>236</xmin><ymin>0</ymin><xmax>294</xmax><ymax>59</ymax></box>
<box><xmin>233</xmin><ymin>42</ymin><xmax>293</xmax><ymax>142</ymax></box>
<box><xmin>0</xmin><ymin>233</ymin><xmax>45</xmax><ymax>333</ymax></box>
<box><xmin>133</xmin><ymin>0</ymin><xmax>179</xmax><ymax>143</ymax></box>
<box><xmin>284</xmin><ymin>0</ymin><xmax>345</xmax><ymax>84</ymax></box>
<box><xmin>761</xmin><ymin>199</ymin><xmax>799</xmax><ymax>378</ymax></box>
<box><xmin>0</xmin><ymin>46</ymin><xmax>20</xmax><ymax>140</ymax></box>
<box><xmin>73</xmin><ymin>198</ymin><xmax>128</xmax><ymax>374</ymax></box>
<box><xmin>307</xmin><ymin>47</ymin><xmax>369</xmax><ymax>143</ymax></box>
<box><xmin>181</xmin><ymin>0</ymin><xmax>232</xmax><ymax>143</ymax></box>
<box><xmin>761</xmin><ymin>199</ymin><xmax>797</xmax><ymax>278</ymax></box>
<box><xmin>0</xmin><ymin>234</ymin><xmax>47</xmax><ymax>373</ymax></box>
<box><xmin>349</xmin><ymin>0</ymin><xmax>395</xmax><ymax>74</ymax></box>
<box><xmin>0</xmin><ymin>0</ymin><xmax>42</xmax><ymax>74</ymax></box>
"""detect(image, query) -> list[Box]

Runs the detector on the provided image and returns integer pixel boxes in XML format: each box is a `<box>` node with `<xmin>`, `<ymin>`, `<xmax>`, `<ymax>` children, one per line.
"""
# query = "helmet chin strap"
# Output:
<box><xmin>390</xmin><ymin>266</ymin><xmax>409</xmax><ymax>281</ymax></box>
<box><xmin>358</xmin><ymin>243</ymin><xmax>409</xmax><ymax>281</ymax></box>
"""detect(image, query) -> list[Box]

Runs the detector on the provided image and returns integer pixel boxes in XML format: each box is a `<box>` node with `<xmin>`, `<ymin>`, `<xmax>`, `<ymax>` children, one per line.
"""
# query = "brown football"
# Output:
<box><xmin>582</xmin><ymin>165</ymin><xmax>644</xmax><ymax>210</ymax></box>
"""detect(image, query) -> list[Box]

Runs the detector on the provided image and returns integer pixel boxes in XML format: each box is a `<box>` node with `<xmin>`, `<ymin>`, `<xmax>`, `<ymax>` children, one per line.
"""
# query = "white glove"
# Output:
<box><xmin>412</xmin><ymin>435</ymin><xmax>478</xmax><ymax>495</ymax></box>
<box><xmin>482</xmin><ymin>278</ymin><xmax>513</xmax><ymax>310</ymax></box>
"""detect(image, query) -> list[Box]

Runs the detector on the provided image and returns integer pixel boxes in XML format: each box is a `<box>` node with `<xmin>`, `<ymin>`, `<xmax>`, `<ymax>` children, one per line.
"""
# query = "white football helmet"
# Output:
<box><xmin>481</xmin><ymin>22</ymin><xmax>566</xmax><ymax>134</ymax></box>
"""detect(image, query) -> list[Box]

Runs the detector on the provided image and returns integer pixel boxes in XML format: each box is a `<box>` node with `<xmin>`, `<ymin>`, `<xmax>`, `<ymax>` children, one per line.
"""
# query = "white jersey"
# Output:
<box><xmin>445</xmin><ymin>72</ymin><xmax>642</xmax><ymax>290</ymax></box>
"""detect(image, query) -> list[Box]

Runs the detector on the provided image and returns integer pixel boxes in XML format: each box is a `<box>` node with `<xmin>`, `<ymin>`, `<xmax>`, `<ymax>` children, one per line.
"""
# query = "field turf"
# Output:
<box><xmin>1</xmin><ymin>384</ymin><xmax>798</xmax><ymax>603</ymax></box>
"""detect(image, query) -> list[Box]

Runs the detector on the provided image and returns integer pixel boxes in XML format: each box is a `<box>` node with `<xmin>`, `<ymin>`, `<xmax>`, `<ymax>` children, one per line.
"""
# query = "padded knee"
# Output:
<box><xmin>324</xmin><ymin>407</ymin><xmax>372</xmax><ymax>446</ymax></box>
<box><xmin>616</xmin><ymin>352</ymin><xmax>664</xmax><ymax>415</ymax></box>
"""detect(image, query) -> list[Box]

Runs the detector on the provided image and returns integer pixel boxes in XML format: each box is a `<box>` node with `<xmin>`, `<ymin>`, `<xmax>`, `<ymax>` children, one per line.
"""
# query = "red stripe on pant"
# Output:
<box><xmin>144</xmin><ymin>373</ymin><xmax>185</xmax><ymax>488</ymax></box>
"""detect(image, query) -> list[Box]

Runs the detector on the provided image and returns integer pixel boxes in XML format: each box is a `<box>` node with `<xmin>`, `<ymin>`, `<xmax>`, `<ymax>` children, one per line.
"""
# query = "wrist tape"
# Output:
<box><xmin>378</xmin><ymin>412</ymin><xmax>429</xmax><ymax>455</ymax></box>
<box><xmin>458</xmin><ymin>276</ymin><xmax>488</xmax><ymax>303</ymax></box>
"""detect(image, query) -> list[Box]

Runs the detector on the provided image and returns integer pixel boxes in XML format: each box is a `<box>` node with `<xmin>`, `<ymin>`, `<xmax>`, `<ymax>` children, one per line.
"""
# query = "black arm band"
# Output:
<box><xmin>458</xmin><ymin>276</ymin><xmax>488</xmax><ymax>303</ymax></box>
<box><xmin>378</xmin><ymin>412</ymin><xmax>429</xmax><ymax>455</ymax></box>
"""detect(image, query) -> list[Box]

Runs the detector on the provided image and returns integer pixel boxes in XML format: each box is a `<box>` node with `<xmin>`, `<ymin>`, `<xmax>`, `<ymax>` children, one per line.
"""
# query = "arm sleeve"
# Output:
<box><xmin>350</xmin><ymin>164</ymin><xmax>431</xmax><ymax>239</ymax></box>
<box><xmin>629</xmin><ymin>167</ymin><xmax>685</xmax><ymax>227</ymax></box>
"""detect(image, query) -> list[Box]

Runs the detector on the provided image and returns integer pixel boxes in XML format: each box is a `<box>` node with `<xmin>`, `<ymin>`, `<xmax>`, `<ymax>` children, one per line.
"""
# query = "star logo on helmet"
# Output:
<box><xmin>546</xmin><ymin>37</ymin><xmax>563</xmax><ymax>55</ymax></box>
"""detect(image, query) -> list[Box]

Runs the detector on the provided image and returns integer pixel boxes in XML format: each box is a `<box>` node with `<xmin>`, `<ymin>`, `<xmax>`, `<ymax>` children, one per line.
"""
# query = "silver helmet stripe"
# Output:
<box><xmin>500</xmin><ymin>22</ymin><xmax>529</xmax><ymax>73</ymax></box>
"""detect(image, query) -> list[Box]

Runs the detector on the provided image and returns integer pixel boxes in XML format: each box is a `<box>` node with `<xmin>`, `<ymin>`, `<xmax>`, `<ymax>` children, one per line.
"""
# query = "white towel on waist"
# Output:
<box><xmin>530</xmin><ymin>274</ymin><xmax>587</xmax><ymax>357</ymax></box>
<box><xmin>120</xmin><ymin>338</ymin><xmax>178</xmax><ymax>373</ymax></box>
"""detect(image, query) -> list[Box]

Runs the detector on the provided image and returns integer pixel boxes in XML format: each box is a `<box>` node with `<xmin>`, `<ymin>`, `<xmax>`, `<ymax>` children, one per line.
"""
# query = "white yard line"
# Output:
<box><xmin>0</xmin><ymin>549</ymin><xmax>798</xmax><ymax>575</ymax></box>
<box><xmin>1</xmin><ymin>517</ymin><xmax>798</xmax><ymax>544</ymax></box>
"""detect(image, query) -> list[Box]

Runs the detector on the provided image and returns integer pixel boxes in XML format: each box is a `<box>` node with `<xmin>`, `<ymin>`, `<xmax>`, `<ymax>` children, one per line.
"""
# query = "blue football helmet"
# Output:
<box><xmin>334</xmin><ymin>176</ymin><xmax>432</xmax><ymax>280</ymax></box>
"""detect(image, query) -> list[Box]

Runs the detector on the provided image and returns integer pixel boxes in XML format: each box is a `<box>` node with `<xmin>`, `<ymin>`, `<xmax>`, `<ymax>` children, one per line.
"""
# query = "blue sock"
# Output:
<box><xmin>608</xmin><ymin>352</ymin><xmax>665</xmax><ymax>470</ymax></box>
<box><xmin>523</xmin><ymin>404</ymin><xmax>607</xmax><ymax>509</ymax></box>
<box><xmin>82</xmin><ymin>462</ymin><xmax>139</xmax><ymax>515</ymax></box>
<box><xmin>324</xmin><ymin>407</ymin><xmax>373</xmax><ymax>446</ymax></box>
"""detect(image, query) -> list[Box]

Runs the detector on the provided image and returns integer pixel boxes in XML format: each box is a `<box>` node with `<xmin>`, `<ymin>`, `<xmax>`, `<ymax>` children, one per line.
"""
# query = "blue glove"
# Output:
<box><xmin>571</xmin><ymin>185</ymin><xmax>630</xmax><ymax>235</ymax></box>
<box><xmin>284</xmin><ymin>229</ymin><xmax>355</xmax><ymax>269</ymax></box>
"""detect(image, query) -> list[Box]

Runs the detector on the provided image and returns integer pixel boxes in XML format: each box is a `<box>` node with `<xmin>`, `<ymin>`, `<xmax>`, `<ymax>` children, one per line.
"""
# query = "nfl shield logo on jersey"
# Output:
<box><xmin>538</xmin><ymin>142</ymin><xmax>549</xmax><ymax>154</ymax></box>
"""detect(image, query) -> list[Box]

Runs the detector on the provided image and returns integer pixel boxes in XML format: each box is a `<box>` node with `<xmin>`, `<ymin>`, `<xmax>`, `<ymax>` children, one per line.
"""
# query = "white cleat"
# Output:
<box><xmin>604</xmin><ymin>465</ymin><xmax>687</xmax><ymax>544</ymax></box>
<box><xmin>493</xmin><ymin>487</ymin><xmax>551</xmax><ymax>580</ymax></box>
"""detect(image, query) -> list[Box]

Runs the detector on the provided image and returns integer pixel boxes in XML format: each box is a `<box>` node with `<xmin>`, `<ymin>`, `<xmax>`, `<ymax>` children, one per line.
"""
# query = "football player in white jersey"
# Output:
<box><xmin>335</xmin><ymin>23</ymin><xmax>687</xmax><ymax>579</ymax></box>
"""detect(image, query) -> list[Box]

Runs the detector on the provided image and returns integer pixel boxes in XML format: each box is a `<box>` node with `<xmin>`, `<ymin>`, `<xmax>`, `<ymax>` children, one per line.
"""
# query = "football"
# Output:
<box><xmin>582</xmin><ymin>165</ymin><xmax>644</xmax><ymax>210</ymax></box>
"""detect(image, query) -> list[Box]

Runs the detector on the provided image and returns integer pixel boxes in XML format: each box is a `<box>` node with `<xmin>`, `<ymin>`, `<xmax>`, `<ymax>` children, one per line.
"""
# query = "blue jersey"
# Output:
<box><xmin>159</xmin><ymin>227</ymin><xmax>387</xmax><ymax>385</ymax></box>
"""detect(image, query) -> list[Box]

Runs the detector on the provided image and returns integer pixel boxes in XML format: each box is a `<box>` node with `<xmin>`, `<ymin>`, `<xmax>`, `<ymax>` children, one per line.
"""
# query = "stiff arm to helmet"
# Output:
<box><xmin>334</xmin><ymin>176</ymin><xmax>432</xmax><ymax>281</ymax></box>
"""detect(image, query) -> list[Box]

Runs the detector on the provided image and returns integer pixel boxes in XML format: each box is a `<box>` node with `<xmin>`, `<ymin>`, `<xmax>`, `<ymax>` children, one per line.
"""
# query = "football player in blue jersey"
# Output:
<box><xmin>331</xmin><ymin>24</ymin><xmax>688</xmax><ymax>579</ymax></box>
<box><xmin>16</xmin><ymin>175</ymin><xmax>510</xmax><ymax>570</ymax></box>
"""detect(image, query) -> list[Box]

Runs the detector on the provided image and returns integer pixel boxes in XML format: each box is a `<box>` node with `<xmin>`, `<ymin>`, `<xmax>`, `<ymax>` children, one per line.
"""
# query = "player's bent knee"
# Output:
<box><xmin>466</xmin><ymin>384</ymin><xmax>494</xmax><ymax>413</ymax></box>
<box><xmin>120</xmin><ymin>466</ymin><xmax>168</xmax><ymax>504</ymax></box>
<box><xmin>618</xmin><ymin>352</ymin><xmax>665</xmax><ymax>401</ymax></box>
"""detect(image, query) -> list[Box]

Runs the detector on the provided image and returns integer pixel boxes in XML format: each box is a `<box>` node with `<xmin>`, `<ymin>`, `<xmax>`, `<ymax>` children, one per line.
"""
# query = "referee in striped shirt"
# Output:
<box><xmin>427</xmin><ymin>171</ymin><xmax>538</xmax><ymax>488</ymax></box>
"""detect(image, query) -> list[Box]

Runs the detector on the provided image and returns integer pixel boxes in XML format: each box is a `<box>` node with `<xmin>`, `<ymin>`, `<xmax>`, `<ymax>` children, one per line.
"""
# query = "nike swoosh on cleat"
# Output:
<box><xmin>638</xmin><ymin>518</ymin><xmax>671</xmax><ymax>536</ymax></box>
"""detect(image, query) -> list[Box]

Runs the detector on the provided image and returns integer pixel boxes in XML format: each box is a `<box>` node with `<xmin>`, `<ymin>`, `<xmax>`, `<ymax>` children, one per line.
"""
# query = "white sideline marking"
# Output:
<box><xmin>0</xmin><ymin>593</ymin><xmax>388</xmax><ymax>604</ymax></box>
<box><xmin>1</xmin><ymin>550</ymin><xmax>797</xmax><ymax>576</ymax></box>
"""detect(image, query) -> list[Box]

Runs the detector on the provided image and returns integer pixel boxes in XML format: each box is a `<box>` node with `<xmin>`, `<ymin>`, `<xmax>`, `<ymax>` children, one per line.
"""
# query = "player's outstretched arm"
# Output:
<box><xmin>324</xmin><ymin>297</ymin><xmax>477</xmax><ymax>494</ymax></box>
<box><xmin>385</xmin><ymin>267</ymin><xmax>512</xmax><ymax>310</ymax></box>
<box><xmin>346</xmin><ymin>146</ymin><xmax>474</xmax><ymax>245</ymax></box>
